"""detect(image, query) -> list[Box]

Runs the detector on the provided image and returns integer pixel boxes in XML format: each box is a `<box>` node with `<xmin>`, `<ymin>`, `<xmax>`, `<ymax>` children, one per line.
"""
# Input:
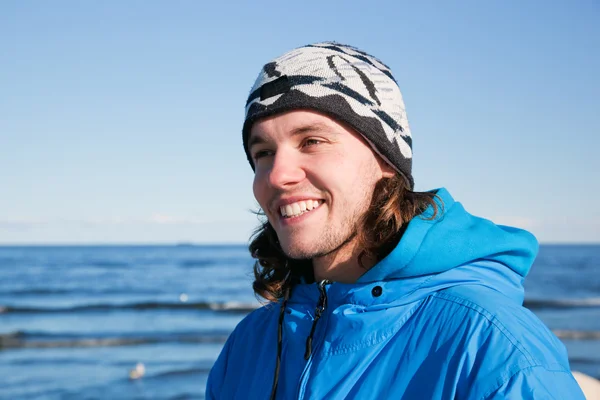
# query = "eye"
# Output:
<box><xmin>252</xmin><ymin>149</ymin><xmax>274</xmax><ymax>162</ymax></box>
<box><xmin>303</xmin><ymin>138</ymin><xmax>323</xmax><ymax>147</ymax></box>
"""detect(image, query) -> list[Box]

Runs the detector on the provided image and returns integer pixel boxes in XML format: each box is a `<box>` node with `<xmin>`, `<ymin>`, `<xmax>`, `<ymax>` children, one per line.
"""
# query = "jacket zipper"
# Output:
<box><xmin>304</xmin><ymin>279</ymin><xmax>329</xmax><ymax>359</ymax></box>
<box><xmin>297</xmin><ymin>280</ymin><xmax>330</xmax><ymax>398</ymax></box>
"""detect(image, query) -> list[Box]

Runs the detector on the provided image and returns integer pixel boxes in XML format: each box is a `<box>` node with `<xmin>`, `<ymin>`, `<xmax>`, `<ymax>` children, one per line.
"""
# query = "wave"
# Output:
<box><xmin>178</xmin><ymin>257</ymin><xmax>248</xmax><ymax>268</ymax></box>
<box><xmin>163</xmin><ymin>393</ymin><xmax>203</xmax><ymax>400</ymax></box>
<box><xmin>86</xmin><ymin>260</ymin><xmax>131</xmax><ymax>268</ymax></box>
<box><xmin>8</xmin><ymin>357</ymin><xmax>106</xmax><ymax>366</ymax></box>
<box><xmin>35</xmin><ymin>260</ymin><xmax>132</xmax><ymax>269</ymax></box>
<box><xmin>569</xmin><ymin>357</ymin><xmax>600</xmax><ymax>365</ymax></box>
<box><xmin>0</xmin><ymin>257</ymin><xmax>19</xmax><ymax>265</ymax></box>
<box><xmin>524</xmin><ymin>297</ymin><xmax>600</xmax><ymax>309</ymax></box>
<box><xmin>150</xmin><ymin>366</ymin><xmax>213</xmax><ymax>379</ymax></box>
<box><xmin>552</xmin><ymin>330</ymin><xmax>600</xmax><ymax>340</ymax></box>
<box><xmin>0</xmin><ymin>287</ymin><xmax>166</xmax><ymax>296</ymax></box>
<box><xmin>5</xmin><ymin>297</ymin><xmax>596</xmax><ymax>314</ymax></box>
<box><xmin>179</xmin><ymin>259</ymin><xmax>214</xmax><ymax>268</ymax></box>
<box><xmin>0</xmin><ymin>300</ymin><xmax>259</xmax><ymax>314</ymax></box>
<box><xmin>0</xmin><ymin>331</ymin><xmax>230</xmax><ymax>350</ymax></box>
<box><xmin>3</xmin><ymin>328</ymin><xmax>597</xmax><ymax>351</ymax></box>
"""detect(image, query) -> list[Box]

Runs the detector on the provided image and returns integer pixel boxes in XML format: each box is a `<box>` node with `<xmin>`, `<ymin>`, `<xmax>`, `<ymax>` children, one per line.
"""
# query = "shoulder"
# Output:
<box><xmin>420</xmin><ymin>282</ymin><xmax>580</xmax><ymax>398</ymax></box>
<box><xmin>206</xmin><ymin>303</ymin><xmax>281</xmax><ymax>398</ymax></box>
<box><xmin>225</xmin><ymin>301</ymin><xmax>281</xmax><ymax>348</ymax></box>
<box><xmin>207</xmin><ymin>303</ymin><xmax>280</xmax><ymax>379</ymax></box>
<box><xmin>430</xmin><ymin>282</ymin><xmax>569</xmax><ymax>368</ymax></box>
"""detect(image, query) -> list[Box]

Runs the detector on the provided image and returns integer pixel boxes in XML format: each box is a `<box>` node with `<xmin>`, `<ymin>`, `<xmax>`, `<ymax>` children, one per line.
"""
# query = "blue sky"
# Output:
<box><xmin>1</xmin><ymin>1</ymin><xmax>598</xmax><ymax>244</ymax></box>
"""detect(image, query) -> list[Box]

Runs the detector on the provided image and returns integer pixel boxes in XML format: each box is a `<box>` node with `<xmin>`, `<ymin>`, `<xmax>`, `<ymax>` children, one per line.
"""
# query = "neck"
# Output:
<box><xmin>312</xmin><ymin>239</ymin><xmax>377</xmax><ymax>283</ymax></box>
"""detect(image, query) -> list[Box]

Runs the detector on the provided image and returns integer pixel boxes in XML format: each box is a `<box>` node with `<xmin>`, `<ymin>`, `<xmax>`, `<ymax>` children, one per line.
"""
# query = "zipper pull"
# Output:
<box><xmin>304</xmin><ymin>280</ymin><xmax>330</xmax><ymax>360</ymax></box>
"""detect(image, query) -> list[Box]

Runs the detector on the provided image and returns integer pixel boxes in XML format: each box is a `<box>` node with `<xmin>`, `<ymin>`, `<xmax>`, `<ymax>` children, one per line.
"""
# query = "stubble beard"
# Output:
<box><xmin>282</xmin><ymin>219</ymin><xmax>358</xmax><ymax>261</ymax></box>
<box><xmin>275</xmin><ymin>164</ymin><xmax>378</xmax><ymax>262</ymax></box>
<box><xmin>279</xmin><ymin>194</ymin><xmax>371</xmax><ymax>261</ymax></box>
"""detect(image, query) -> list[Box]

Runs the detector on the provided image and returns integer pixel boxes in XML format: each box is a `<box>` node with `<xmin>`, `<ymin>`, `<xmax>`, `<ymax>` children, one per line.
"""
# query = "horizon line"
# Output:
<box><xmin>1</xmin><ymin>242</ymin><xmax>599</xmax><ymax>247</ymax></box>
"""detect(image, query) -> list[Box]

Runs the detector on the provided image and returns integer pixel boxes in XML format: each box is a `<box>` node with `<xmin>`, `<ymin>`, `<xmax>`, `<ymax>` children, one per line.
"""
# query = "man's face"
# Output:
<box><xmin>249</xmin><ymin>109</ymin><xmax>393</xmax><ymax>260</ymax></box>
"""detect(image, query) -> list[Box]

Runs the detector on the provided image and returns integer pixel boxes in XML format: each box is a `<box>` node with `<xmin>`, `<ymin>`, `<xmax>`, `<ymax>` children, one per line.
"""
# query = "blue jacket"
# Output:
<box><xmin>206</xmin><ymin>188</ymin><xmax>585</xmax><ymax>399</ymax></box>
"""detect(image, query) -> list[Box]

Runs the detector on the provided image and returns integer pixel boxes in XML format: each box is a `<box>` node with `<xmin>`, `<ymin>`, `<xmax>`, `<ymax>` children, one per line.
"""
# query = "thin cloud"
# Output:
<box><xmin>0</xmin><ymin>214</ymin><xmax>254</xmax><ymax>228</ymax></box>
<box><xmin>0</xmin><ymin>218</ymin><xmax>48</xmax><ymax>230</ymax></box>
<box><xmin>147</xmin><ymin>214</ymin><xmax>206</xmax><ymax>225</ymax></box>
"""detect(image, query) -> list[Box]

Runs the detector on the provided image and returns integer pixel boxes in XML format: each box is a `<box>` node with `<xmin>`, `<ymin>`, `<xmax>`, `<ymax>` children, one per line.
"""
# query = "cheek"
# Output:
<box><xmin>344</xmin><ymin>157</ymin><xmax>382</xmax><ymax>198</ymax></box>
<box><xmin>252</xmin><ymin>173</ymin><xmax>266</xmax><ymax>206</ymax></box>
<box><xmin>252</xmin><ymin>175</ymin><xmax>261</xmax><ymax>202</ymax></box>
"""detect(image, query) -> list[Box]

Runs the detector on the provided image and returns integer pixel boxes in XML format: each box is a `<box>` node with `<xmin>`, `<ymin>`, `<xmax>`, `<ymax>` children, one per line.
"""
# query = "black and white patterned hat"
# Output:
<box><xmin>243</xmin><ymin>42</ymin><xmax>414</xmax><ymax>189</ymax></box>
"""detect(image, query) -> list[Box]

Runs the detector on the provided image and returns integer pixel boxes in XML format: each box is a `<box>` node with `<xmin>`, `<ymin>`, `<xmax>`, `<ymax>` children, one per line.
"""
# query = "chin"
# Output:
<box><xmin>280</xmin><ymin>239</ymin><xmax>320</xmax><ymax>260</ymax></box>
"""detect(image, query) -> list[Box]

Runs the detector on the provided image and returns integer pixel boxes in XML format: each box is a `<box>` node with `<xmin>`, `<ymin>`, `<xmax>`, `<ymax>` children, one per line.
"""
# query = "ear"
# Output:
<box><xmin>377</xmin><ymin>157</ymin><xmax>396</xmax><ymax>178</ymax></box>
<box><xmin>381</xmin><ymin>164</ymin><xmax>395</xmax><ymax>178</ymax></box>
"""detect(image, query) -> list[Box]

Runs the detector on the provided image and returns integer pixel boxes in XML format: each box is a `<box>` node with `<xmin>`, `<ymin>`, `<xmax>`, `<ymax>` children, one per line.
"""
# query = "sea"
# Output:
<box><xmin>0</xmin><ymin>244</ymin><xmax>598</xmax><ymax>399</ymax></box>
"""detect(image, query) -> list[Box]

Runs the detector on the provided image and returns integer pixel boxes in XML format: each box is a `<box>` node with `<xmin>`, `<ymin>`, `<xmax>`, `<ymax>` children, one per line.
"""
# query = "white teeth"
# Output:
<box><xmin>292</xmin><ymin>203</ymin><xmax>301</xmax><ymax>215</ymax></box>
<box><xmin>279</xmin><ymin>200</ymin><xmax>322</xmax><ymax>218</ymax></box>
<box><xmin>285</xmin><ymin>204</ymin><xmax>293</xmax><ymax>217</ymax></box>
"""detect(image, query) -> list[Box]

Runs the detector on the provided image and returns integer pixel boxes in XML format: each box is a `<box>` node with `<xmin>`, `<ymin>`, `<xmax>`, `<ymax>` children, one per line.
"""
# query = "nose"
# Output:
<box><xmin>267</xmin><ymin>149</ymin><xmax>305</xmax><ymax>189</ymax></box>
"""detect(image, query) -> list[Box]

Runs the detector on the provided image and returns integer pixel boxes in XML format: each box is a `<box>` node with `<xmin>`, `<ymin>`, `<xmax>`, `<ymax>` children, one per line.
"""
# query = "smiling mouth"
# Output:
<box><xmin>279</xmin><ymin>200</ymin><xmax>324</xmax><ymax>219</ymax></box>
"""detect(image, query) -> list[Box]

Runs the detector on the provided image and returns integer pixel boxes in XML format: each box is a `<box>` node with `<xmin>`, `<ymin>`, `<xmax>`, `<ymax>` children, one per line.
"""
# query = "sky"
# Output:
<box><xmin>0</xmin><ymin>1</ymin><xmax>598</xmax><ymax>244</ymax></box>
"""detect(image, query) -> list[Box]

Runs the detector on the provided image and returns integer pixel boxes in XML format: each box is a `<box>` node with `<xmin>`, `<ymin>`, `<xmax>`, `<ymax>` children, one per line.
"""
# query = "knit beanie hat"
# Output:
<box><xmin>243</xmin><ymin>41</ymin><xmax>414</xmax><ymax>189</ymax></box>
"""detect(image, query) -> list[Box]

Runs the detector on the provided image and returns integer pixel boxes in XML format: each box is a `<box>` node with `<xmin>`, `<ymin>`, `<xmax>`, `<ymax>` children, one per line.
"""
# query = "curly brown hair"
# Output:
<box><xmin>249</xmin><ymin>174</ymin><xmax>441</xmax><ymax>302</ymax></box>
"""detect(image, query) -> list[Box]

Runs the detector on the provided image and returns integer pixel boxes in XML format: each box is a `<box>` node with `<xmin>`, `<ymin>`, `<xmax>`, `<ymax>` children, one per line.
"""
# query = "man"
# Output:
<box><xmin>206</xmin><ymin>42</ymin><xmax>585</xmax><ymax>399</ymax></box>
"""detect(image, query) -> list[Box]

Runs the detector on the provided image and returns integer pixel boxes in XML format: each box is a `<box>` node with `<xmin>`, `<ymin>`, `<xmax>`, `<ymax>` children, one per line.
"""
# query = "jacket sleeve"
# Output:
<box><xmin>484</xmin><ymin>366</ymin><xmax>586</xmax><ymax>399</ymax></box>
<box><xmin>205</xmin><ymin>332</ymin><xmax>235</xmax><ymax>400</ymax></box>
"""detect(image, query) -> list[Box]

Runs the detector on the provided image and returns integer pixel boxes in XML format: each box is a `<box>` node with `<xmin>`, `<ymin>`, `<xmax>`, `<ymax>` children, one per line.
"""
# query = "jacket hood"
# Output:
<box><xmin>358</xmin><ymin>187</ymin><xmax>539</xmax><ymax>283</ymax></box>
<box><xmin>289</xmin><ymin>187</ymin><xmax>539</xmax><ymax>309</ymax></box>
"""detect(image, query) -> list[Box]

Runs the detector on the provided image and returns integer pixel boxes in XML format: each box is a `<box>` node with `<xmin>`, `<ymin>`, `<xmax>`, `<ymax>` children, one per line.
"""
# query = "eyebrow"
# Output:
<box><xmin>248</xmin><ymin>122</ymin><xmax>334</xmax><ymax>150</ymax></box>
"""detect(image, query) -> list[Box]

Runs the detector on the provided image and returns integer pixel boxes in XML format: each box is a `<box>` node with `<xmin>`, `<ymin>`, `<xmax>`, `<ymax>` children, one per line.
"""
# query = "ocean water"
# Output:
<box><xmin>0</xmin><ymin>244</ymin><xmax>598</xmax><ymax>399</ymax></box>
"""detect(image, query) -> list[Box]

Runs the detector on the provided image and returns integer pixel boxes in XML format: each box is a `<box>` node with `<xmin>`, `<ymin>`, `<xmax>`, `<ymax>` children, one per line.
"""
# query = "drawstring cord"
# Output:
<box><xmin>270</xmin><ymin>285</ymin><xmax>290</xmax><ymax>400</ymax></box>
<box><xmin>269</xmin><ymin>279</ymin><xmax>330</xmax><ymax>399</ymax></box>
